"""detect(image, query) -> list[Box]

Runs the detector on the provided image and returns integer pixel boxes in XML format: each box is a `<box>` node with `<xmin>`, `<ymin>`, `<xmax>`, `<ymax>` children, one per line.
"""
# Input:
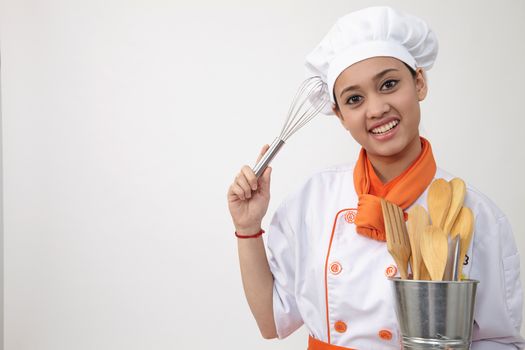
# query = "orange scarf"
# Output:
<box><xmin>353</xmin><ymin>137</ymin><xmax>436</xmax><ymax>241</ymax></box>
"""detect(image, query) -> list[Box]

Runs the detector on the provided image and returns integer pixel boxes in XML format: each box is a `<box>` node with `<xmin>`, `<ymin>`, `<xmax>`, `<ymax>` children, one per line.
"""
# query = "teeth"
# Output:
<box><xmin>371</xmin><ymin>120</ymin><xmax>399</xmax><ymax>134</ymax></box>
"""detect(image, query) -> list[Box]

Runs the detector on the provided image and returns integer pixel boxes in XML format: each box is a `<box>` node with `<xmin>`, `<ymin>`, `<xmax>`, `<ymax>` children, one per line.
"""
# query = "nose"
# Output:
<box><xmin>365</xmin><ymin>95</ymin><xmax>390</xmax><ymax>119</ymax></box>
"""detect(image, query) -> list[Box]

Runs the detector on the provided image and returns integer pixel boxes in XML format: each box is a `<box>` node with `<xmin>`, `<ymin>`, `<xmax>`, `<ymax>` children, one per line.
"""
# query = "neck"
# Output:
<box><xmin>368</xmin><ymin>136</ymin><xmax>422</xmax><ymax>183</ymax></box>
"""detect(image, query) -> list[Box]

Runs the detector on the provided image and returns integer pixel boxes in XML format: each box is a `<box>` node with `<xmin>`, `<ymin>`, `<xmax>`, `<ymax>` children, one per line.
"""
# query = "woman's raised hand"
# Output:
<box><xmin>228</xmin><ymin>145</ymin><xmax>272</xmax><ymax>235</ymax></box>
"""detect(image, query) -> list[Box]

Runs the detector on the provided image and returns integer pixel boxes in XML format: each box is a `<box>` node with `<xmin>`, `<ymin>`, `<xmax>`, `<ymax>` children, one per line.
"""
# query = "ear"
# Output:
<box><xmin>332</xmin><ymin>103</ymin><xmax>344</xmax><ymax>121</ymax></box>
<box><xmin>332</xmin><ymin>104</ymin><xmax>351</xmax><ymax>132</ymax></box>
<box><xmin>415</xmin><ymin>68</ymin><xmax>428</xmax><ymax>101</ymax></box>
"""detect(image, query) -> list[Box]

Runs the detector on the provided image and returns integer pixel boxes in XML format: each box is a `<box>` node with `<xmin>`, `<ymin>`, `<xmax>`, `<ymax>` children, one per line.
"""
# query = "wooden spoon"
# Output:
<box><xmin>427</xmin><ymin>179</ymin><xmax>452</xmax><ymax>229</ymax></box>
<box><xmin>450</xmin><ymin>207</ymin><xmax>474</xmax><ymax>278</ymax></box>
<box><xmin>420</xmin><ymin>226</ymin><xmax>448</xmax><ymax>281</ymax></box>
<box><xmin>407</xmin><ymin>205</ymin><xmax>430</xmax><ymax>280</ymax></box>
<box><xmin>443</xmin><ymin>178</ymin><xmax>466</xmax><ymax>236</ymax></box>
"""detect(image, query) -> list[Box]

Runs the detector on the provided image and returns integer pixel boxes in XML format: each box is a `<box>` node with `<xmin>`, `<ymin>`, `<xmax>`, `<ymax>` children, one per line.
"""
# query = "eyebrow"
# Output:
<box><xmin>339</xmin><ymin>68</ymin><xmax>400</xmax><ymax>98</ymax></box>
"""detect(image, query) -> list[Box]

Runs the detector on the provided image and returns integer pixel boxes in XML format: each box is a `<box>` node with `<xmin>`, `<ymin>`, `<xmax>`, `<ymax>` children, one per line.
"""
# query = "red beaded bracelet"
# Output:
<box><xmin>235</xmin><ymin>229</ymin><xmax>265</xmax><ymax>239</ymax></box>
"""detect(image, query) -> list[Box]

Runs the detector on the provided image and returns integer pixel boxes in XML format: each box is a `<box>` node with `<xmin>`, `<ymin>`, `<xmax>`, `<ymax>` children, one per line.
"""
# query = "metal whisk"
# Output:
<box><xmin>252</xmin><ymin>76</ymin><xmax>329</xmax><ymax>177</ymax></box>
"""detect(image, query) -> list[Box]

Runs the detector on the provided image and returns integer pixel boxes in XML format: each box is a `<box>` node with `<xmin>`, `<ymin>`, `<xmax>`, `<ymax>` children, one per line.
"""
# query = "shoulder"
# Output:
<box><xmin>436</xmin><ymin>167</ymin><xmax>505</xmax><ymax>219</ymax></box>
<box><xmin>275</xmin><ymin>162</ymin><xmax>356</xmax><ymax>216</ymax></box>
<box><xmin>465</xmin><ymin>185</ymin><xmax>506</xmax><ymax>221</ymax></box>
<box><xmin>464</xmin><ymin>184</ymin><xmax>515</xmax><ymax>257</ymax></box>
<box><xmin>285</xmin><ymin>163</ymin><xmax>354</xmax><ymax>201</ymax></box>
<box><xmin>304</xmin><ymin>163</ymin><xmax>355</xmax><ymax>188</ymax></box>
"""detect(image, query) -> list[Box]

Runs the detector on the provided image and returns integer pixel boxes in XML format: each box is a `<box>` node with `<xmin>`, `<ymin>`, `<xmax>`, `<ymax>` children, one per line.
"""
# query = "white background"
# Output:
<box><xmin>0</xmin><ymin>0</ymin><xmax>524</xmax><ymax>349</ymax></box>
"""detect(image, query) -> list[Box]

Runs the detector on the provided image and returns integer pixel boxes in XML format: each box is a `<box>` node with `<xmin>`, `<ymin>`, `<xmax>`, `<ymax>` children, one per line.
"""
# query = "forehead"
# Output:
<box><xmin>334</xmin><ymin>57</ymin><xmax>408</xmax><ymax>89</ymax></box>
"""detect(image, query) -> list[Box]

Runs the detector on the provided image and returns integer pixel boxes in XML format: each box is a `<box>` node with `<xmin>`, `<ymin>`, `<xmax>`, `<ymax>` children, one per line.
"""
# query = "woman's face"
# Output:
<box><xmin>333</xmin><ymin>57</ymin><xmax>427</xmax><ymax>159</ymax></box>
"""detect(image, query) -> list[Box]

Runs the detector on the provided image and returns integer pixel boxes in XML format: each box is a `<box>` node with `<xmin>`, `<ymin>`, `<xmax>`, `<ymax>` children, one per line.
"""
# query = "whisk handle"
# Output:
<box><xmin>253</xmin><ymin>138</ymin><xmax>285</xmax><ymax>178</ymax></box>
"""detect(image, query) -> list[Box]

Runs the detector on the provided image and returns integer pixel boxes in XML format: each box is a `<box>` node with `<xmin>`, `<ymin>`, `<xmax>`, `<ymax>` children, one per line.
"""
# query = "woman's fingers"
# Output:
<box><xmin>230</xmin><ymin>183</ymin><xmax>246</xmax><ymax>201</ymax></box>
<box><xmin>255</xmin><ymin>144</ymin><xmax>270</xmax><ymax>164</ymax></box>
<box><xmin>259</xmin><ymin>166</ymin><xmax>272</xmax><ymax>193</ymax></box>
<box><xmin>229</xmin><ymin>144</ymin><xmax>271</xmax><ymax>202</ymax></box>
<box><xmin>235</xmin><ymin>171</ymin><xmax>253</xmax><ymax>199</ymax></box>
<box><xmin>241</xmin><ymin>165</ymin><xmax>258</xmax><ymax>191</ymax></box>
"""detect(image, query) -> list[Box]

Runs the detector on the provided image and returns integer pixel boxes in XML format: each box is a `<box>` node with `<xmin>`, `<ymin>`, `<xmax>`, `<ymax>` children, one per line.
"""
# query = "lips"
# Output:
<box><xmin>369</xmin><ymin>118</ymin><xmax>400</xmax><ymax>135</ymax></box>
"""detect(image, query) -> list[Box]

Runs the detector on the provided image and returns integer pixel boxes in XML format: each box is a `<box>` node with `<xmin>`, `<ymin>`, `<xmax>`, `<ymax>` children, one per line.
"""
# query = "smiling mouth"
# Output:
<box><xmin>370</xmin><ymin>120</ymin><xmax>400</xmax><ymax>135</ymax></box>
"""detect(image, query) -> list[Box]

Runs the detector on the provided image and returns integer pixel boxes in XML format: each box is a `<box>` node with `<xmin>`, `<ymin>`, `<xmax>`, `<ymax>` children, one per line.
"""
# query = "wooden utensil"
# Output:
<box><xmin>419</xmin><ymin>258</ymin><xmax>431</xmax><ymax>280</ymax></box>
<box><xmin>443</xmin><ymin>178</ymin><xmax>466</xmax><ymax>236</ymax></box>
<box><xmin>420</xmin><ymin>226</ymin><xmax>448</xmax><ymax>281</ymax></box>
<box><xmin>427</xmin><ymin>179</ymin><xmax>452</xmax><ymax>229</ymax></box>
<box><xmin>407</xmin><ymin>205</ymin><xmax>430</xmax><ymax>280</ymax></box>
<box><xmin>451</xmin><ymin>207</ymin><xmax>474</xmax><ymax>277</ymax></box>
<box><xmin>381</xmin><ymin>199</ymin><xmax>411</xmax><ymax>279</ymax></box>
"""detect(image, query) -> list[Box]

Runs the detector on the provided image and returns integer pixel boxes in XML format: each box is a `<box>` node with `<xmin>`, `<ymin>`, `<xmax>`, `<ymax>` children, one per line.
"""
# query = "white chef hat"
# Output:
<box><xmin>305</xmin><ymin>6</ymin><xmax>438</xmax><ymax>114</ymax></box>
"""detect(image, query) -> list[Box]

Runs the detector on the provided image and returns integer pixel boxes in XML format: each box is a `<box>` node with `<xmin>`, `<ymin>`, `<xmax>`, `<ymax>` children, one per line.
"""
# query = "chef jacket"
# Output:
<box><xmin>266</xmin><ymin>165</ymin><xmax>525</xmax><ymax>349</ymax></box>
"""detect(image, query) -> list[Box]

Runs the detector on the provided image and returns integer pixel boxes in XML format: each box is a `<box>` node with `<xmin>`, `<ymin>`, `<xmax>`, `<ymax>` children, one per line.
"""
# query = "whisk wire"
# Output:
<box><xmin>280</xmin><ymin>77</ymin><xmax>328</xmax><ymax>140</ymax></box>
<box><xmin>282</xmin><ymin>87</ymin><xmax>329</xmax><ymax>140</ymax></box>
<box><xmin>252</xmin><ymin>76</ymin><xmax>329</xmax><ymax>177</ymax></box>
<box><xmin>281</xmin><ymin>78</ymin><xmax>315</xmax><ymax>139</ymax></box>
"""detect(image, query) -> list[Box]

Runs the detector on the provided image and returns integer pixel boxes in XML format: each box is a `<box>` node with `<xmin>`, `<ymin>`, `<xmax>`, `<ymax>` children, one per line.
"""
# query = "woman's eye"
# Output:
<box><xmin>381</xmin><ymin>79</ymin><xmax>399</xmax><ymax>90</ymax></box>
<box><xmin>346</xmin><ymin>95</ymin><xmax>362</xmax><ymax>105</ymax></box>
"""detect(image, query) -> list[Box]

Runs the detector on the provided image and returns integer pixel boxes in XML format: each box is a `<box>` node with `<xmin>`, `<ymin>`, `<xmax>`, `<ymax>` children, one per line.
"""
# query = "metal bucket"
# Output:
<box><xmin>389</xmin><ymin>278</ymin><xmax>479</xmax><ymax>349</ymax></box>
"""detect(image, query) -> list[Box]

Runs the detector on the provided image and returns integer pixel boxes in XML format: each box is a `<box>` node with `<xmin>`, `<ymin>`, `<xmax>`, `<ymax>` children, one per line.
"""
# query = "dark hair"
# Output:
<box><xmin>403</xmin><ymin>62</ymin><xmax>417</xmax><ymax>77</ymax></box>
<box><xmin>332</xmin><ymin>61</ymin><xmax>417</xmax><ymax>111</ymax></box>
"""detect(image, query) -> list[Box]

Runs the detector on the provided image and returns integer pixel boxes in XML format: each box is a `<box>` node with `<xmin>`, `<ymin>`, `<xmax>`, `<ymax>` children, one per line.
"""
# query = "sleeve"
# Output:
<box><xmin>469</xmin><ymin>204</ymin><xmax>525</xmax><ymax>349</ymax></box>
<box><xmin>265</xmin><ymin>200</ymin><xmax>304</xmax><ymax>339</ymax></box>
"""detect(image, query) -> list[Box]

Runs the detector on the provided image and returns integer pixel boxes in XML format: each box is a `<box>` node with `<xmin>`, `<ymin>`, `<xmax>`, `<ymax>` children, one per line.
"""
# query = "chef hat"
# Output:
<box><xmin>305</xmin><ymin>6</ymin><xmax>438</xmax><ymax>113</ymax></box>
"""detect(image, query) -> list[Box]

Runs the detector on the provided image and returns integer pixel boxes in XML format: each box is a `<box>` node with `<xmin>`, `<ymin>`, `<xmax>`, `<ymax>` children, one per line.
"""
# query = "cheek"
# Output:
<box><xmin>341</xmin><ymin>114</ymin><xmax>367</xmax><ymax>138</ymax></box>
<box><xmin>395</xmin><ymin>90</ymin><xmax>421</xmax><ymax>123</ymax></box>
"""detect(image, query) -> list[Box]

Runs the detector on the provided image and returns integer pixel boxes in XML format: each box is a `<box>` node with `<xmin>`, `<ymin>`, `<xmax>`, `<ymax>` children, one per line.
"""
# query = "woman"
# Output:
<box><xmin>227</xmin><ymin>6</ymin><xmax>524</xmax><ymax>349</ymax></box>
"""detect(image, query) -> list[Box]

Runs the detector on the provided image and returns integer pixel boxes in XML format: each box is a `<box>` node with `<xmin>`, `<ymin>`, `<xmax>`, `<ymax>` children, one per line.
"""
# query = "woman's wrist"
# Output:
<box><xmin>235</xmin><ymin>225</ymin><xmax>263</xmax><ymax>238</ymax></box>
<box><xmin>235</xmin><ymin>229</ymin><xmax>265</xmax><ymax>239</ymax></box>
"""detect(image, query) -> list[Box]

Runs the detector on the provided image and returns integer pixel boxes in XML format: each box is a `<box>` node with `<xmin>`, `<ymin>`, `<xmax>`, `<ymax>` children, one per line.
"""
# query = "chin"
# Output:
<box><xmin>366</xmin><ymin>138</ymin><xmax>411</xmax><ymax>158</ymax></box>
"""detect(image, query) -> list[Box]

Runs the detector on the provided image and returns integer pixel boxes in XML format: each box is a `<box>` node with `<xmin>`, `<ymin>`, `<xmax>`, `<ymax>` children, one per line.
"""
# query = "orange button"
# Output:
<box><xmin>334</xmin><ymin>321</ymin><xmax>347</xmax><ymax>333</ymax></box>
<box><xmin>378</xmin><ymin>329</ymin><xmax>393</xmax><ymax>341</ymax></box>
<box><xmin>344</xmin><ymin>209</ymin><xmax>357</xmax><ymax>224</ymax></box>
<box><xmin>385</xmin><ymin>264</ymin><xmax>397</xmax><ymax>277</ymax></box>
<box><xmin>329</xmin><ymin>262</ymin><xmax>342</xmax><ymax>275</ymax></box>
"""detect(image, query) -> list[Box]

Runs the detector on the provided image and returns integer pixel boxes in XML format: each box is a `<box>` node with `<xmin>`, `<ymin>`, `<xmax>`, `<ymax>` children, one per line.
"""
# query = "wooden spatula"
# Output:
<box><xmin>420</xmin><ymin>226</ymin><xmax>448</xmax><ymax>281</ymax></box>
<box><xmin>407</xmin><ymin>205</ymin><xmax>430</xmax><ymax>280</ymax></box>
<box><xmin>427</xmin><ymin>179</ymin><xmax>452</xmax><ymax>229</ymax></box>
<box><xmin>443</xmin><ymin>178</ymin><xmax>466</xmax><ymax>236</ymax></box>
<box><xmin>419</xmin><ymin>258</ymin><xmax>431</xmax><ymax>280</ymax></box>
<box><xmin>451</xmin><ymin>207</ymin><xmax>474</xmax><ymax>278</ymax></box>
<box><xmin>381</xmin><ymin>199</ymin><xmax>411</xmax><ymax>279</ymax></box>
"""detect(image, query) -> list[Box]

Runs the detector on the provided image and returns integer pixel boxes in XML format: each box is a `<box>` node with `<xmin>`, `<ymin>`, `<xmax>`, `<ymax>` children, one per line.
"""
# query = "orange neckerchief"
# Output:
<box><xmin>353</xmin><ymin>137</ymin><xmax>436</xmax><ymax>241</ymax></box>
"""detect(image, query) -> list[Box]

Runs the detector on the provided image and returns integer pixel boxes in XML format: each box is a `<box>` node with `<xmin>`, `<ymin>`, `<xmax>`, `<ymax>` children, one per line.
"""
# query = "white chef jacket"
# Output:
<box><xmin>266</xmin><ymin>164</ymin><xmax>525</xmax><ymax>349</ymax></box>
